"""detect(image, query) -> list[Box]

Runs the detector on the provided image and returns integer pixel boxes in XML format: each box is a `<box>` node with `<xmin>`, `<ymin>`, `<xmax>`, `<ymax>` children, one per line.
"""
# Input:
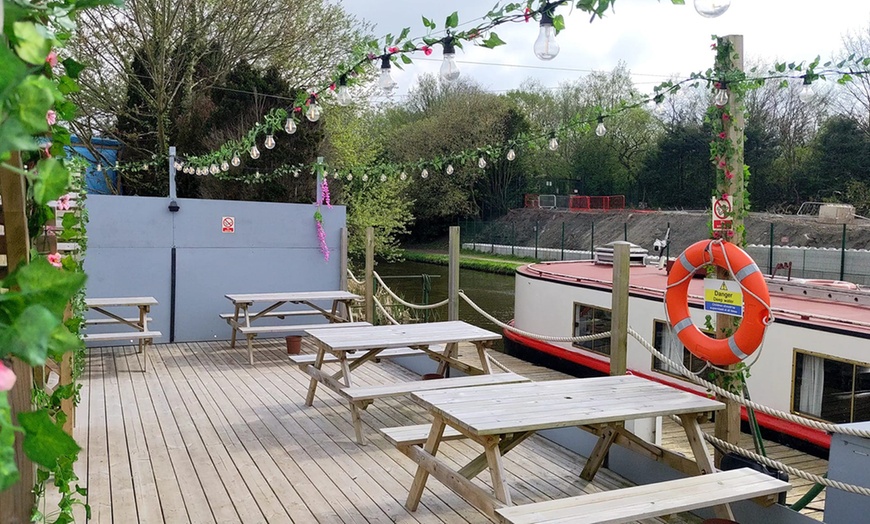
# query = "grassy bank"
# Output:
<box><xmin>402</xmin><ymin>250</ymin><xmax>532</xmax><ymax>275</ymax></box>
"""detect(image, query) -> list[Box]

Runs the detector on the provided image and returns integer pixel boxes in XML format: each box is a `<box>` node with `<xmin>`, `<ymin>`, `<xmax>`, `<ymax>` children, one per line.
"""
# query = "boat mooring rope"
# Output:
<box><xmin>373</xmin><ymin>271</ymin><xmax>449</xmax><ymax>310</ymax></box>
<box><xmin>667</xmin><ymin>414</ymin><xmax>870</xmax><ymax>497</ymax></box>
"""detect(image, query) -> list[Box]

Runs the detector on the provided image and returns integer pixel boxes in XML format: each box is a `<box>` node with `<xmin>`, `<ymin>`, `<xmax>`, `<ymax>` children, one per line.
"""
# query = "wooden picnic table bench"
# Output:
<box><xmin>495</xmin><ymin>467</ymin><xmax>791</xmax><ymax>524</ymax></box>
<box><xmin>223</xmin><ymin>290</ymin><xmax>362</xmax><ymax>364</ymax></box>
<box><xmin>84</xmin><ymin>296</ymin><xmax>161</xmax><ymax>372</ymax></box>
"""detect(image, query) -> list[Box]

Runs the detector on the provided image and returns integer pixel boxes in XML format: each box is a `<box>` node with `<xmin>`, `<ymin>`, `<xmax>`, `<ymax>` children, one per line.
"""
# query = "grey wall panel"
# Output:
<box><xmin>174</xmin><ymin>197</ymin><xmax>346</xmax><ymax>249</ymax></box>
<box><xmin>174</xmin><ymin>247</ymin><xmax>341</xmax><ymax>342</ymax></box>
<box><xmin>82</xmin><ymin>247</ymin><xmax>170</xmax><ymax>345</ymax></box>
<box><xmin>86</xmin><ymin>194</ymin><xmax>174</xmax><ymax>248</ymax></box>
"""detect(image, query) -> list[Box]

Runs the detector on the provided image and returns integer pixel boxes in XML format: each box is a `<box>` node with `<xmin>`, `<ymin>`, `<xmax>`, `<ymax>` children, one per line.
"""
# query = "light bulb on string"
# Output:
<box><xmin>446</xmin><ymin>164</ymin><xmax>454</xmax><ymax>175</ymax></box>
<box><xmin>714</xmin><ymin>85</ymin><xmax>729</xmax><ymax>107</ymax></box>
<box><xmin>336</xmin><ymin>75</ymin><xmax>352</xmax><ymax>106</ymax></box>
<box><xmin>173</xmin><ymin>161</ymin><xmax>181</xmax><ymax>170</ymax></box>
<box><xmin>533</xmin><ymin>10</ymin><xmax>560</xmax><ymax>61</ymax></box>
<box><xmin>362</xmin><ymin>173</ymin><xmax>369</xmax><ymax>182</ymax></box>
<box><xmin>284</xmin><ymin>117</ymin><xmax>297</xmax><ymax>134</ymax></box>
<box><xmin>421</xmin><ymin>168</ymin><xmax>429</xmax><ymax>179</ymax></box>
<box><xmin>346</xmin><ymin>173</ymin><xmax>353</xmax><ymax>181</ymax></box>
<box><xmin>231</xmin><ymin>154</ymin><xmax>240</xmax><ymax>167</ymax></box>
<box><xmin>595</xmin><ymin>117</ymin><xmax>607</xmax><ymax>137</ymax></box>
<box><xmin>254</xmin><ymin>171</ymin><xmax>261</xmax><ymax>180</ymax></box>
<box><xmin>440</xmin><ymin>37</ymin><xmax>460</xmax><ymax>82</ymax></box>
<box><xmin>378</xmin><ymin>56</ymin><xmax>397</xmax><ymax>94</ymax></box>
<box><xmin>96</xmin><ymin>163</ymin><xmax>102</xmax><ymax>172</ymax></box>
<box><xmin>264</xmin><ymin>135</ymin><xmax>276</xmax><ymax>149</ymax></box>
<box><xmin>305</xmin><ymin>95</ymin><xmax>321</xmax><ymax>122</ymax></box>
<box><xmin>507</xmin><ymin>149</ymin><xmax>516</xmax><ymax>161</ymax></box>
<box><xmin>694</xmin><ymin>0</ymin><xmax>731</xmax><ymax>18</ymax></box>
<box><xmin>799</xmin><ymin>77</ymin><xmax>814</xmax><ymax>103</ymax></box>
<box><xmin>548</xmin><ymin>136</ymin><xmax>559</xmax><ymax>151</ymax></box>
<box><xmin>379</xmin><ymin>174</ymin><xmax>386</xmax><ymax>182</ymax></box>
<box><xmin>221</xmin><ymin>161</ymin><xmax>229</xmax><ymax>172</ymax></box>
<box><xmin>400</xmin><ymin>171</ymin><xmax>407</xmax><ymax>181</ymax></box>
<box><xmin>333</xmin><ymin>171</ymin><xmax>339</xmax><ymax>179</ymax></box>
<box><xmin>210</xmin><ymin>164</ymin><xmax>218</xmax><ymax>175</ymax></box>
<box><xmin>478</xmin><ymin>157</ymin><xmax>486</xmax><ymax>169</ymax></box>
<box><xmin>250</xmin><ymin>144</ymin><xmax>260</xmax><ymax>159</ymax></box>
<box><xmin>293</xmin><ymin>169</ymin><xmax>300</xmax><ymax>178</ymax></box>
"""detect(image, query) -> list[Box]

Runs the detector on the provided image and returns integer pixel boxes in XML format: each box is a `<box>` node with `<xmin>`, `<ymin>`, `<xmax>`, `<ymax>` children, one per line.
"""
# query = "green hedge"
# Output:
<box><xmin>402</xmin><ymin>251</ymin><xmax>526</xmax><ymax>275</ymax></box>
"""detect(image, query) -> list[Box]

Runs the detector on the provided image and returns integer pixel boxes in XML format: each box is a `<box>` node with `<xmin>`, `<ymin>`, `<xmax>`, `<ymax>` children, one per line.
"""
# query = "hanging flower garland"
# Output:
<box><xmin>314</xmin><ymin>168</ymin><xmax>332</xmax><ymax>261</ymax></box>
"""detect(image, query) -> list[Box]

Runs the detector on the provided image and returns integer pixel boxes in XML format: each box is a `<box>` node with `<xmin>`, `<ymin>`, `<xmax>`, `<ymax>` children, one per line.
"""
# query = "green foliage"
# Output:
<box><xmin>402</xmin><ymin>251</ymin><xmax>521</xmax><ymax>275</ymax></box>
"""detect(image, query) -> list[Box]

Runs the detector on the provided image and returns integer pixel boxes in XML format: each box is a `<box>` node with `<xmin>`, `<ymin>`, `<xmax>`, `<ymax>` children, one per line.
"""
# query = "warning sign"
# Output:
<box><xmin>221</xmin><ymin>216</ymin><xmax>235</xmax><ymax>233</ymax></box>
<box><xmin>704</xmin><ymin>278</ymin><xmax>744</xmax><ymax>317</ymax></box>
<box><xmin>711</xmin><ymin>195</ymin><xmax>733</xmax><ymax>230</ymax></box>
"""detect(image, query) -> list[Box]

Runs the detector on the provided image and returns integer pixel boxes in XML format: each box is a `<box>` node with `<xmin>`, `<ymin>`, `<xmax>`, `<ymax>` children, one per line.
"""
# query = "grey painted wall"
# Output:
<box><xmin>84</xmin><ymin>194</ymin><xmax>346</xmax><ymax>344</ymax></box>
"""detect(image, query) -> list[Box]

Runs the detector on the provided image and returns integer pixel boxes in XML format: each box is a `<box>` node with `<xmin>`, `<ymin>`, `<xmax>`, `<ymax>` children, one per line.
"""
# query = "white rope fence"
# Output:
<box><xmin>372</xmin><ymin>296</ymin><xmax>401</xmax><ymax>325</ymax></box>
<box><xmin>373</xmin><ymin>271</ymin><xmax>449</xmax><ymax>310</ymax></box>
<box><xmin>460</xmin><ymin>291</ymin><xmax>611</xmax><ymax>344</ymax></box>
<box><xmin>347</xmin><ymin>268</ymin><xmax>364</xmax><ymax>285</ymax></box>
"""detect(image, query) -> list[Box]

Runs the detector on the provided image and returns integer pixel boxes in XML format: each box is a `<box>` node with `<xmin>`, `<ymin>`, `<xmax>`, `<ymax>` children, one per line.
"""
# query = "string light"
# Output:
<box><xmin>221</xmin><ymin>161</ymin><xmax>229</xmax><ymax>172</ymax></box>
<box><xmin>421</xmin><ymin>168</ymin><xmax>429</xmax><ymax>178</ymax></box>
<box><xmin>210</xmin><ymin>164</ymin><xmax>219</xmax><ymax>174</ymax></box>
<box><xmin>305</xmin><ymin>94</ymin><xmax>321</xmax><ymax>122</ymax></box>
<box><xmin>507</xmin><ymin>149</ymin><xmax>516</xmax><ymax>161</ymax></box>
<box><xmin>446</xmin><ymin>164</ymin><xmax>454</xmax><ymax>175</ymax></box>
<box><xmin>378</xmin><ymin>56</ymin><xmax>398</xmax><ymax>94</ymax></box>
<box><xmin>336</xmin><ymin>75</ymin><xmax>352</xmax><ymax>106</ymax></box>
<box><xmin>400</xmin><ymin>171</ymin><xmax>407</xmax><ymax>181</ymax></box>
<box><xmin>799</xmin><ymin>76</ymin><xmax>814</xmax><ymax>103</ymax></box>
<box><xmin>533</xmin><ymin>9</ymin><xmax>560</xmax><ymax>61</ymax></box>
<box><xmin>440</xmin><ymin>37</ymin><xmax>460</xmax><ymax>82</ymax></box>
<box><xmin>346</xmin><ymin>172</ymin><xmax>353</xmax><ymax>181</ymax></box>
<box><xmin>379</xmin><ymin>174</ymin><xmax>386</xmax><ymax>182</ymax></box>
<box><xmin>231</xmin><ymin>154</ymin><xmax>241</xmax><ymax>167</ymax></box>
<box><xmin>478</xmin><ymin>157</ymin><xmax>486</xmax><ymax>169</ymax></box>
<box><xmin>714</xmin><ymin>83</ymin><xmax>729</xmax><ymax>107</ymax></box>
<box><xmin>264</xmin><ymin>135</ymin><xmax>276</xmax><ymax>149</ymax></box>
<box><xmin>694</xmin><ymin>0</ymin><xmax>731</xmax><ymax>18</ymax></box>
<box><xmin>96</xmin><ymin>163</ymin><xmax>102</xmax><ymax>172</ymax></box>
<box><xmin>250</xmin><ymin>144</ymin><xmax>260</xmax><ymax>159</ymax></box>
<box><xmin>284</xmin><ymin>117</ymin><xmax>297</xmax><ymax>134</ymax></box>
<box><xmin>595</xmin><ymin>116</ymin><xmax>607</xmax><ymax>137</ymax></box>
<box><xmin>362</xmin><ymin>173</ymin><xmax>369</xmax><ymax>181</ymax></box>
<box><xmin>548</xmin><ymin>135</ymin><xmax>559</xmax><ymax>151</ymax></box>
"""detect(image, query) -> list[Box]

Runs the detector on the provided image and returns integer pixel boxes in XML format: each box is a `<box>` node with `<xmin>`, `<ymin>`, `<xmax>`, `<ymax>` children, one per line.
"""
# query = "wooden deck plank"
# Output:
<box><xmin>86</xmin><ymin>347</ymin><xmax>112</xmax><ymax>523</ymax></box>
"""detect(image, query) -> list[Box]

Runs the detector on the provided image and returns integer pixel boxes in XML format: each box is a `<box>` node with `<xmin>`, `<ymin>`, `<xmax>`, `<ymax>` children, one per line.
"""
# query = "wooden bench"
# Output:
<box><xmin>218</xmin><ymin>310</ymin><xmax>319</xmax><ymax>320</ymax></box>
<box><xmin>340</xmin><ymin>372</ymin><xmax>530</xmax><ymax>409</ymax></box>
<box><xmin>289</xmin><ymin>346</ymin><xmax>427</xmax><ymax>366</ymax></box>
<box><xmin>236</xmin><ymin>321</ymin><xmax>372</xmax><ymax>365</ymax></box>
<box><xmin>494</xmin><ymin>468</ymin><xmax>791</xmax><ymax>524</ymax></box>
<box><xmin>381</xmin><ymin>424</ymin><xmax>465</xmax><ymax>447</ymax></box>
<box><xmin>84</xmin><ymin>296</ymin><xmax>158</xmax><ymax>371</ymax></box>
<box><xmin>86</xmin><ymin>316</ymin><xmax>152</xmax><ymax>325</ymax></box>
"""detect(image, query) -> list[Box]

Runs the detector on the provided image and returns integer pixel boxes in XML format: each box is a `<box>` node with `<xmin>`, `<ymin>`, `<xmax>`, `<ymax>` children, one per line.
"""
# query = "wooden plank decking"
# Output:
<box><xmin>65</xmin><ymin>337</ymin><xmax>827</xmax><ymax>522</ymax></box>
<box><xmin>72</xmin><ymin>338</ymin><xmax>704</xmax><ymax>523</ymax></box>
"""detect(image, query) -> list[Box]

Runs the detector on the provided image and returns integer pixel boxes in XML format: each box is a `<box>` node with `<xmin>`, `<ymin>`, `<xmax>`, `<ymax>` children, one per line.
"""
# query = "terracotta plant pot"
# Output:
<box><xmin>285</xmin><ymin>335</ymin><xmax>302</xmax><ymax>355</ymax></box>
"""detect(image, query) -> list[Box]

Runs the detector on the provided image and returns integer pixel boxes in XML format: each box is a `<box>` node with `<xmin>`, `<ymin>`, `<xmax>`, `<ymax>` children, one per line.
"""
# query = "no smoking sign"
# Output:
<box><xmin>711</xmin><ymin>195</ymin><xmax>733</xmax><ymax>230</ymax></box>
<box><xmin>221</xmin><ymin>216</ymin><xmax>235</xmax><ymax>233</ymax></box>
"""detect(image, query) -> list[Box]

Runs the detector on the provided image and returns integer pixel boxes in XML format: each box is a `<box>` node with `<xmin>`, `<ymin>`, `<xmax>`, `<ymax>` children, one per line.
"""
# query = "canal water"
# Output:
<box><xmin>374</xmin><ymin>260</ymin><xmax>516</xmax><ymax>351</ymax></box>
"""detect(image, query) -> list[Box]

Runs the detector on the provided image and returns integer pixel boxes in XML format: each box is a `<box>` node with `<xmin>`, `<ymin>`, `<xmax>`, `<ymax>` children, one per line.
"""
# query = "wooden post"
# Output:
<box><xmin>0</xmin><ymin>152</ymin><xmax>36</xmax><ymax>523</ymax></box>
<box><xmin>714</xmin><ymin>34</ymin><xmax>745</xmax><ymax>465</ymax></box>
<box><xmin>339</xmin><ymin>227</ymin><xmax>348</xmax><ymax>292</ymax></box>
<box><xmin>364</xmin><ymin>226</ymin><xmax>374</xmax><ymax>324</ymax></box>
<box><xmin>610</xmin><ymin>242</ymin><xmax>630</xmax><ymax>376</ymax></box>
<box><xmin>447</xmin><ymin>226</ymin><xmax>460</xmax><ymax>321</ymax></box>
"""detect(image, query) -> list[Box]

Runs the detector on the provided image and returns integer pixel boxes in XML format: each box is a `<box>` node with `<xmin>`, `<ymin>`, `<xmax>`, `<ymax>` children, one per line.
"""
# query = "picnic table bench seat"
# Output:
<box><xmin>495</xmin><ymin>467</ymin><xmax>791</xmax><ymax>524</ymax></box>
<box><xmin>381</xmin><ymin>424</ymin><xmax>465</xmax><ymax>447</ymax></box>
<box><xmin>82</xmin><ymin>331</ymin><xmax>162</xmax><ymax>342</ymax></box>
<box><xmin>289</xmin><ymin>346</ymin><xmax>428</xmax><ymax>366</ymax></box>
<box><xmin>218</xmin><ymin>310</ymin><xmax>320</xmax><ymax>320</ymax></box>
<box><xmin>84</xmin><ymin>296</ymin><xmax>158</xmax><ymax>371</ymax></box>
<box><xmin>85</xmin><ymin>316</ymin><xmax>153</xmax><ymax>325</ymax></box>
<box><xmin>340</xmin><ymin>372</ymin><xmax>530</xmax><ymax>407</ymax></box>
<box><xmin>236</xmin><ymin>321</ymin><xmax>371</xmax><ymax>365</ymax></box>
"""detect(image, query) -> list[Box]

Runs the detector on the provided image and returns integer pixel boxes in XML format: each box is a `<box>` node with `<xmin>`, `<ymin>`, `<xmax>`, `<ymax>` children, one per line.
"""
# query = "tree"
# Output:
<box><xmin>637</xmin><ymin>122</ymin><xmax>712</xmax><ymax>209</ymax></box>
<box><xmin>69</xmin><ymin>0</ymin><xmax>367</xmax><ymax>194</ymax></box>
<box><xmin>837</xmin><ymin>22</ymin><xmax>870</xmax><ymax>134</ymax></box>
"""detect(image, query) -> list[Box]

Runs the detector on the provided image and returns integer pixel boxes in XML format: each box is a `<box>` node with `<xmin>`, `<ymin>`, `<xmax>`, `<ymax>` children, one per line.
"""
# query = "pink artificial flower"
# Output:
<box><xmin>718</xmin><ymin>158</ymin><xmax>726</xmax><ymax>168</ymax></box>
<box><xmin>57</xmin><ymin>194</ymin><xmax>71</xmax><ymax>211</ymax></box>
<box><xmin>711</xmin><ymin>43</ymin><xmax>718</xmax><ymax>50</ymax></box>
<box><xmin>316</xmin><ymin>220</ymin><xmax>330</xmax><ymax>262</ymax></box>
<box><xmin>42</xmin><ymin>142</ymin><xmax>52</xmax><ymax>157</ymax></box>
<box><xmin>294</xmin><ymin>106</ymin><xmax>302</xmax><ymax>113</ymax></box>
<box><xmin>722</xmin><ymin>113</ymin><xmax>730</xmax><ymax>121</ymax></box>
<box><xmin>725</xmin><ymin>170</ymin><xmax>734</xmax><ymax>180</ymax></box>
<box><xmin>46</xmin><ymin>110</ymin><xmax>57</xmax><ymax>126</ymax></box>
<box><xmin>712</xmin><ymin>230</ymin><xmax>722</xmax><ymax>239</ymax></box>
<box><xmin>367</xmin><ymin>53</ymin><xmax>376</xmax><ymax>61</ymax></box>
<box><xmin>726</xmin><ymin>230</ymin><xmax>735</xmax><ymax>237</ymax></box>
<box><xmin>329</xmin><ymin>83</ymin><xmax>336</xmax><ymax>91</ymax></box>
<box><xmin>422</xmin><ymin>45</ymin><xmax>432</xmax><ymax>56</ymax></box>
<box><xmin>388</xmin><ymin>46</ymin><xmax>399</xmax><ymax>54</ymax></box>
<box><xmin>321</xmin><ymin>178</ymin><xmax>332</xmax><ymax>208</ymax></box>
<box><xmin>713</xmin><ymin>82</ymin><xmax>722</xmax><ymax>89</ymax></box>
<box><xmin>524</xmin><ymin>7</ymin><xmax>532</xmax><ymax>22</ymax></box>
<box><xmin>47</xmin><ymin>253</ymin><xmax>63</xmax><ymax>268</ymax></box>
<box><xmin>0</xmin><ymin>361</ymin><xmax>16</xmax><ymax>391</ymax></box>
<box><xmin>718</xmin><ymin>132</ymin><xmax>727</xmax><ymax>139</ymax></box>
<box><xmin>46</xmin><ymin>50</ymin><xmax>58</xmax><ymax>67</ymax></box>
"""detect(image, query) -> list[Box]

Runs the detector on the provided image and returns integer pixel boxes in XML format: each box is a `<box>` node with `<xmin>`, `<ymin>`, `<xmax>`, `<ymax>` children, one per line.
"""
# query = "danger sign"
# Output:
<box><xmin>711</xmin><ymin>195</ymin><xmax>733</xmax><ymax>230</ymax></box>
<box><xmin>221</xmin><ymin>216</ymin><xmax>235</xmax><ymax>233</ymax></box>
<box><xmin>704</xmin><ymin>278</ymin><xmax>744</xmax><ymax>317</ymax></box>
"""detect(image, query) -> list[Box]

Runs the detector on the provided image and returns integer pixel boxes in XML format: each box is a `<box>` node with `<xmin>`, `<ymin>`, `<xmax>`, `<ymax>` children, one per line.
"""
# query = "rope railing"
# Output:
<box><xmin>372</xmin><ymin>295</ymin><xmax>402</xmax><ymax>325</ymax></box>
<box><xmin>628</xmin><ymin>327</ymin><xmax>870</xmax><ymax>440</ymax></box>
<box><xmin>373</xmin><ymin>271</ymin><xmax>449</xmax><ymax>310</ymax></box>
<box><xmin>667</xmin><ymin>414</ymin><xmax>870</xmax><ymax>497</ymax></box>
<box><xmin>347</xmin><ymin>268</ymin><xmax>364</xmax><ymax>285</ymax></box>
<box><xmin>460</xmin><ymin>291</ymin><xmax>611</xmax><ymax>344</ymax></box>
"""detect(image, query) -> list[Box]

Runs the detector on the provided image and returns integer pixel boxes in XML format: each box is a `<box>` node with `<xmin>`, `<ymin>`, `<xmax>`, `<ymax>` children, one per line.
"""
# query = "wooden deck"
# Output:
<box><xmin>66</xmin><ymin>336</ymin><xmax>828</xmax><ymax>522</ymax></box>
<box><xmin>72</xmin><ymin>338</ymin><xmax>704</xmax><ymax>523</ymax></box>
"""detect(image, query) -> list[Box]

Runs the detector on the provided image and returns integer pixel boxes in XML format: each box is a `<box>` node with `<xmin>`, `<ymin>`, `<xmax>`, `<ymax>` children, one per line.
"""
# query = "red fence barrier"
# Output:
<box><xmin>525</xmin><ymin>194</ymin><xmax>626</xmax><ymax>211</ymax></box>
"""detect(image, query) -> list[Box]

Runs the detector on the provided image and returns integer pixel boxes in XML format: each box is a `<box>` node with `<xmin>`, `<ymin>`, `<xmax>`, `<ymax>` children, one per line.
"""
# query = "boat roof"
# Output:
<box><xmin>518</xmin><ymin>260</ymin><xmax>870</xmax><ymax>336</ymax></box>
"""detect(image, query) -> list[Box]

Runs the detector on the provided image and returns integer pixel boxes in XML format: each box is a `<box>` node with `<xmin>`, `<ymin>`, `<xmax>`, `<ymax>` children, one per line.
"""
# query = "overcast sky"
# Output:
<box><xmin>339</xmin><ymin>0</ymin><xmax>870</xmax><ymax>99</ymax></box>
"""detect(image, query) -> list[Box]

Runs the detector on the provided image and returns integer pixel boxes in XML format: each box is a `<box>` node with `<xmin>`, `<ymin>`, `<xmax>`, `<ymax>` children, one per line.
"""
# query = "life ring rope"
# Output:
<box><xmin>663</xmin><ymin>239</ymin><xmax>774</xmax><ymax>367</ymax></box>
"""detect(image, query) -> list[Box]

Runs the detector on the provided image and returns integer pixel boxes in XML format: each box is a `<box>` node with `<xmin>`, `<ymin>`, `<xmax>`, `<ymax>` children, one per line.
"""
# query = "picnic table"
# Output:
<box><xmin>395</xmin><ymin>375</ymin><xmax>735</xmax><ymax>521</ymax></box>
<box><xmin>303</xmin><ymin>320</ymin><xmax>509</xmax><ymax>444</ymax></box>
<box><xmin>84</xmin><ymin>296</ymin><xmax>161</xmax><ymax>371</ymax></box>
<box><xmin>223</xmin><ymin>290</ymin><xmax>363</xmax><ymax>364</ymax></box>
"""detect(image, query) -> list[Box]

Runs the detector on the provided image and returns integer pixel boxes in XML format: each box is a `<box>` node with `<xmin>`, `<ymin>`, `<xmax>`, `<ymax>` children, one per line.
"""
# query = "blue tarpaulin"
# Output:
<box><xmin>67</xmin><ymin>135</ymin><xmax>120</xmax><ymax>194</ymax></box>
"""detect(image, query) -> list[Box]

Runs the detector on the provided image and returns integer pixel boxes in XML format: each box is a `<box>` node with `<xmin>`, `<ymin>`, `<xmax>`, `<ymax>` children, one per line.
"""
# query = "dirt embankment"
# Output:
<box><xmin>476</xmin><ymin>209</ymin><xmax>870</xmax><ymax>255</ymax></box>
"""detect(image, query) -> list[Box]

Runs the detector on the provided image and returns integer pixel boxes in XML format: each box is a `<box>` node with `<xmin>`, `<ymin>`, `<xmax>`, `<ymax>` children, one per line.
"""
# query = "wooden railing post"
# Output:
<box><xmin>0</xmin><ymin>151</ymin><xmax>36</xmax><ymax>523</ymax></box>
<box><xmin>364</xmin><ymin>226</ymin><xmax>374</xmax><ymax>324</ymax></box>
<box><xmin>448</xmin><ymin>226</ymin><xmax>460</xmax><ymax>321</ymax></box>
<box><xmin>610</xmin><ymin>242</ymin><xmax>630</xmax><ymax>377</ymax></box>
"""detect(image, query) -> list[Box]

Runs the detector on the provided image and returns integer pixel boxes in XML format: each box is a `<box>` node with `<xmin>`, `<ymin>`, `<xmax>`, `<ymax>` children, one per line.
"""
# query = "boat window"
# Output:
<box><xmin>793</xmin><ymin>350</ymin><xmax>870</xmax><ymax>424</ymax></box>
<box><xmin>572</xmin><ymin>303</ymin><xmax>612</xmax><ymax>355</ymax></box>
<box><xmin>651</xmin><ymin>321</ymin><xmax>707</xmax><ymax>378</ymax></box>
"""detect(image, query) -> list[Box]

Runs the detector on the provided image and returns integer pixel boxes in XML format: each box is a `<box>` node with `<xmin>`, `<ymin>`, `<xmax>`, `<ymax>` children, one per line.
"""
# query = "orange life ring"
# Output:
<box><xmin>665</xmin><ymin>240</ymin><xmax>771</xmax><ymax>366</ymax></box>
